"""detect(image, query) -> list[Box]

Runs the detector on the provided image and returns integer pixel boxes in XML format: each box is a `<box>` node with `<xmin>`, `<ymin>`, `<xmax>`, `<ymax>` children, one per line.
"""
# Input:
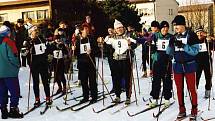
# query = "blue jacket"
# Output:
<box><xmin>0</xmin><ymin>35</ymin><xmax>20</xmax><ymax>78</ymax></box>
<box><xmin>166</xmin><ymin>30</ymin><xmax>199</xmax><ymax>73</ymax></box>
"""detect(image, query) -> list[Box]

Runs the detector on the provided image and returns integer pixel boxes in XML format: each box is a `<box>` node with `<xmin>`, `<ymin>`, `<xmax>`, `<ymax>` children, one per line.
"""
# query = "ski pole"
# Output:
<box><xmin>134</xmin><ymin>53</ymin><xmax>141</xmax><ymax>95</ymax></box>
<box><xmin>207</xmin><ymin>40</ymin><xmax>213</xmax><ymax>110</ymax></box>
<box><xmin>98</xmin><ymin>37</ymin><xmax>105</xmax><ymax>106</ymax></box>
<box><xmin>64</xmin><ymin>47</ymin><xmax>74</xmax><ymax>105</ymax></box>
<box><xmin>27</xmin><ymin>54</ymin><xmax>32</xmax><ymax>111</ymax></box>
<box><xmin>128</xmin><ymin>48</ymin><xmax>138</xmax><ymax>105</ymax></box>
<box><xmin>51</xmin><ymin>59</ymin><xmax>59</xmax><ymax>99</ymax></box>
<box><xmin>87</xmin><ymin>54</ymin><xmax>114</xmax><ymax>102</ymax></box>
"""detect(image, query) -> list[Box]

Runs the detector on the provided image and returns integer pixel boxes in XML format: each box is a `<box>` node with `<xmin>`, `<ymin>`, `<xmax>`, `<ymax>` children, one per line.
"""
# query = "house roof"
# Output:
<box><xmin>0</xmin><ymin>0</ymin><xmax>49</xmax><ymax>7</ymax></box>
<box><xmin>178</xmin><ymin>3</ymin><xmax>213</xmax><ymax>13</ymax></box>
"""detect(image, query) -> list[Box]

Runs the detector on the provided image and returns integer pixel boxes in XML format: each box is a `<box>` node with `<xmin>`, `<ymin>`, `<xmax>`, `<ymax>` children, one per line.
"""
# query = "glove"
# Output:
<box><xmin>174</xmin><ymin>40</ymin><xmax>184</xmax><ymax>48</ymax></box>
<box><xmin>47</xmin><ymin>54</ymin><xmax>53</xmax><ymax>63</ymax></box>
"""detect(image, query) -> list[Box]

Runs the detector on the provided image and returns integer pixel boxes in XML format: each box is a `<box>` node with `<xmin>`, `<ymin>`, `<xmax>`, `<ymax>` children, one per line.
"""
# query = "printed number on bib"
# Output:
<box><xmin>157</xmin><ymin>39</ymin><xmax>169</xmax><ymax>51</ymax></box>
<box><xmin>199</xmin><ymin>43</ymin><xmax>207</xmax><ymax>52</ymax></box>
<box><xmin>112</xmin><ymin>39</ymin><xmax>128</xmax><ymax>54</ymax></box>
<box><xmin>53</xmin><ymin>50</ymin><xmax>63</xmax><ymax>59</ymax></box>
<box><xmin>34</xmin><ymin>43</ymin><xmax>46</xmax><ymax>55</ymax></box>
<box><xmin>80</xmin><ymin>43</ymin><xmax>91</xmax><ymax>54</ymax></box>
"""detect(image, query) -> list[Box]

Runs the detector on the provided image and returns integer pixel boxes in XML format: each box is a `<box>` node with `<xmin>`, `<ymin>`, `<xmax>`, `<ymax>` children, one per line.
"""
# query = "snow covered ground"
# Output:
<box><xmin>12</xmin><ymin>45</ymin><xmax>215</xmax><ymax>121</ymax></box>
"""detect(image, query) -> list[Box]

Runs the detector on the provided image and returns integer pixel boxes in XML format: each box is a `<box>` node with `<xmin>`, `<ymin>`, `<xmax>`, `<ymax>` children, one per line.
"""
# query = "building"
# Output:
<box><xmin>178</xmin><ymin>3</ymin><xmax>214</xmax><ymax>35</ymax></box>
<box><xmin>129</xmin><ymin>0</ymin><xmax>179</xmax><ymax>33</ymax></box>
<box><xmin>0</xmin><ymin>0</ymin><xmax>50</xmax><ymax>25</ymax></box>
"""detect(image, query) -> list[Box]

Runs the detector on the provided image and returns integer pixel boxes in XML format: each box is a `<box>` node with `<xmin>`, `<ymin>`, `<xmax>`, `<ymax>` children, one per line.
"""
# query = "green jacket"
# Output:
<box><xmin>0</xmin><ymin>36</ymin><xmax>20</xmax><ymax>78</ymax></box>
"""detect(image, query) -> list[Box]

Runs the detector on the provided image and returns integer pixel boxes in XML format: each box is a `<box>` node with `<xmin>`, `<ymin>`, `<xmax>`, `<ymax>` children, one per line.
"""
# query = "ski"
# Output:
<box><xmin>111</xmin><ymin>100</ymin><xmax>136</xmax><ymax>114</ymax></box>
<box><xmin>56</xmin><ymin>93</ymin><xmax>106</xmax><ymax>111</ymax></box>
<box><xmin>92</xmin><ymin>101</ymin><xmax>125</xmax><ymax>113</ymax></box>
<box><xmin>23</xmin><ymin>102</ymin><xmax>45</xmax><ymax>116</ymax></box>
<box><xmin>153</xmin><ymin>101</ymin><xmax>175</xmax><ymax>118</ymax></box>
<box><xmin>174</xmin><ymin>110</ymin><xmax>203</xmax><ymax>121</ymax></box>
<box><xmin>40</xmin><ymin>105</ymin><xmax>51</xmax><ymax>115</ymax></box>
<box><xmin>71</xmin><ymin>96</ymin><xmax>107</xmax><ymax>111</ymax></box>
<box><xmin>127</xmin><ymin>103</ymin><xmax>164</xmax><ymax>117</ymax></box>
<box><xmin>201</xmin><ymin>117</ymin><xmax>215</xmax><ymax>121</ymax></box>
<box><xmin>65</xmin><ymin>91</ymin><xmax>104</xmax><ymax>102</ymax></box>
<box><xmin>56</xmin><ymin>101</ymin><xmax>86</xmax><ymax>112</ymax></box>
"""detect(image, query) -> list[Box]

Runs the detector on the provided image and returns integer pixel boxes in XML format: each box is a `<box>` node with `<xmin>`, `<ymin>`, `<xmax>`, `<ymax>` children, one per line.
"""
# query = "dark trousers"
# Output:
<box><xmin>196</xmin><ymin>59</ymin><xmax>212</xmax><ymax>90</ymax></box>
<box><xmin>112</xmin><ymin>59</ymin><xmax>132</xmax><ymax>98</ymax></box>
<box><xmin>31</xmin><ymin>65</ymin><xmax>50</xmax><ymax>99</ymax></box>
<box><xmin>53</xmin><ymin>59</ymin><xmax>66</xmax><ymax>89</ymax></box>
<box><xmin>150</xmin><ymin>61</ymin><xmax>172</xmax><ymax>100</ymax></box>
<box><xmin>0</xmin><ymin>77</ymin><xmax>20</xmax><ymax>108</ymax></box>
<box><xmin>78</xmin><ymin>61</ymin><xmax>98</xmax><ymax>100</ymax></box>
<box><xmin>21</xmin><ymin>54</ymin><xmax>31</xmax><ymax>67</ymax></box>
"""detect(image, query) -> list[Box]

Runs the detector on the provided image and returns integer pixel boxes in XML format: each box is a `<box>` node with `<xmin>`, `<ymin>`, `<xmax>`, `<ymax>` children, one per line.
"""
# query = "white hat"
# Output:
<box><xmin>0</xmin><ymin>25</ymin><xmax>10</xmax><ymax>36</ymax></box>
<box><xmin>114</xmin><ymin>19</ymin><xmax>123</xmax><ymax>29</ymax></box>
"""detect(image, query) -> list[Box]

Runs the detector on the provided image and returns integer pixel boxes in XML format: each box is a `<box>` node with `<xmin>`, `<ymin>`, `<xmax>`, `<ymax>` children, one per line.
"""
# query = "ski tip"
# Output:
<box><xmin>56</xmin><ymin>106</ymin><xmax>60</xmax><ymax>110</ymax></box>
<box><xmin>92</xmin><ymin>108</ymin><xmax>96</xmax><ymax>113</ymax></box>
<box><xmin>127</xmin><ymin>111</ymin><xmax>132</xmax><ymax>117</ymax></box>
<box><xmin>152</xmin><ymin>113</ymin><xmax>157</xmax><ymax>118</ymax></box>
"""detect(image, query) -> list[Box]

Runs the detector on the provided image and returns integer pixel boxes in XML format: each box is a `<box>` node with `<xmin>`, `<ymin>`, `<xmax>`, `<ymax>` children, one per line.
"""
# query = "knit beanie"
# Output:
<box><xmin>160</xmin><ymin>21</ymin><xmax>169</xmax><ymax>29</ymax></box>
<box><xmin>0</xmin><ymin>25</ymin><xmax>11</xmax><ymax>37</ymax></box>
<box><xmin>172</xmin><ymin>15</ymin><xmax>186</xmax><ymax>25</ymax></box>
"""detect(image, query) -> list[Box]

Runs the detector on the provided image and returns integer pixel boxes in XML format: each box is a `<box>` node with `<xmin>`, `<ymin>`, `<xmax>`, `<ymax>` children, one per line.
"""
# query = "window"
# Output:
<box><xmin>168</xmin><ymin>9</ymin><xmax>173</xmax><ymax>15</ymax></box>
<box><xmin>0</xmin><ymin>13</ymin><xmax>8</xmax><ymax>23</ymax></box>
<box><xmin>22</xmin><ymin>11</ymin><xmax>35</xmax><ymax>20</ymax></box>
<box><xmin>37</xmin><ymin>10</ymin><xmax>48</xmax><ymax>20</ymax></box>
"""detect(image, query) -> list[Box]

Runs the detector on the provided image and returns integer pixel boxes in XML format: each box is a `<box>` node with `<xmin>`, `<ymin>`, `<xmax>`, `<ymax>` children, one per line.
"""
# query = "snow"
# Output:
<box><xmin>13</xmin><ymin>45</ymin><xmax>215</xmax><ymax>121</ymax></box>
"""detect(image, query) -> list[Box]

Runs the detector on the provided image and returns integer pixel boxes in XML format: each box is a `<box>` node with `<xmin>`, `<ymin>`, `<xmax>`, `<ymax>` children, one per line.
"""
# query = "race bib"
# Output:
<box><xmin>199</xmin><ymin>43</ymin><xmax>207</xmax><ymax>52</ymax></box>
<box><xmin>80</xmin><ymin>43</ymin><xmax>91</xmax><ymax>54</ymax></box>
<box><xmin>53</xmin><ymin>50</ymin><xmax>63</xmax><ymax>59</ymax></box>
<box><xmin>157</xmin><ymin>39</ymin><xmax>169</xmax><ymax>51</ymax></box>
<box><xmin>112</xmin><ymin>39</ymin><xmax>128</xmax><ymax>54</ymax></box>
<box><xmin>34</xmin><ymin>43</ymin><xmax>46</xmax><ymax>55</ymax></box>
<box><xmin>175</xmin><ymin>37</ymin><xmax>187</xmax><ymax>51</ymax></box>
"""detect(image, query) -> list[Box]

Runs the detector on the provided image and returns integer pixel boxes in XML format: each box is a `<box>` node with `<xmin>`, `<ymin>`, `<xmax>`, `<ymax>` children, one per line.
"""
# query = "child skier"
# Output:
<box><xmin>28</xmin><ymin>27</ymin><xmax>52</xmax><ymax>107</ymax></box>
<box><xmin>148</xmin><ymin>21</ymin><xmax>173</xmax><ymax>108</ymax></box>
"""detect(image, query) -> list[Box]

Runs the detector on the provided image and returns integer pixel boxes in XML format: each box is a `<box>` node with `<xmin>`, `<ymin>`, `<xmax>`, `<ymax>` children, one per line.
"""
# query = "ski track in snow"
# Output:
<box><xmin>13</xmin><ymin>45</ymin><xmax>215</xmax><ymax>121</ymax></box>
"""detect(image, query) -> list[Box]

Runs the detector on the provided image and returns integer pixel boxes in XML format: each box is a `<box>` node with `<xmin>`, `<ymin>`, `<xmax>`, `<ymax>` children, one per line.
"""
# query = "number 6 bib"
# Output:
<box><xmin>157</xmin><ymin>39</ymin><xmax>169</xmax><ymax>51</ymax></box>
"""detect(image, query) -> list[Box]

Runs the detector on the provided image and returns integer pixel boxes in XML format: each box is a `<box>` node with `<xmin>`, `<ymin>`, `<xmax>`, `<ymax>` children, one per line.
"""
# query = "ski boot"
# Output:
<box><xmin>1</xmin><ymin>107</ymin><xmax>8</xmax><ymax>119</ymax></box>
<box><xmin>125</xmin><ymin>98</ymin><xmax>131</xmax><ymax>105</ymax></box>
<box><xmin>164</xmin><ymin>99</ymin><xmax>170</xmax><ymax>108</ymax></box>
<box><xmin>112</xmin><ymin>97</ymin><xmax>121</xmax><ymax>104</ymax></box>
<box><xmin>204</xmin><ymin>90</ymin><xmax>211</xmax><ymax>99</ymax></box>
<box><xmin>148</xmin><ymin>99</ymin><xmax>158</xmax><ymax>108</ymax></box>
<box><xmin>46</xmin><ymin>98</ymin><xmax>53</xmax><ymax>106</ymax></box>
<box><xmin>9</xmin><ymin>107</ymin><xmax>23</xmax><ymax>118</ymax></box>
<box><xmin>34</xmin><ymin>98</ymin><xmax>41</xmax><ymax>107</ymax></box>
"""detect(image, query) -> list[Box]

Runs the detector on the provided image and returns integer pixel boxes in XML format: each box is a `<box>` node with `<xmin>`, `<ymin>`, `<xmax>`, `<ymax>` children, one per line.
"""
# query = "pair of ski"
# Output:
<box><xmin>24</xmin><ymin>90</ymin><xmax>73</xmax><ymax>116</ymax></box>
<box><xmin>174</xmin><ymin>110</ymin><xmax>203</xmax><ymax>121</ymax></box>
<box><xmin>56</xmin><ymin>94</ymin><xmax>107</xmax><ymax>112</ymax></box>
<box><xmin>127</xmin><ymin>101</ymin><xmax>174</xmax><ymax>117</ymax></box>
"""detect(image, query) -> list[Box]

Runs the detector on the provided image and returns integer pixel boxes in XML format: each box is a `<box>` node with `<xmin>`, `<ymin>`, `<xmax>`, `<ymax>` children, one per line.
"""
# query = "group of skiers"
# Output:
<box><xmin>0</xmin><ymin>14</ymin><xmax>214</xmax><ymax>121</ymax></box>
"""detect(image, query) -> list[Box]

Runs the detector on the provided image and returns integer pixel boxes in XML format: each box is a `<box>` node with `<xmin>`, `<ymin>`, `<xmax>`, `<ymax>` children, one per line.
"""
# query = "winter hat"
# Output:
<box><xmin>160</xmin><ymin>21</ymin><xmax>169</xmax><ymax>29</ymax></box>
<box><xmin>172</xmin><ymin>15</ymin><xmax>186</xmax><ymax>25</ymax></box>
<box><xmin>114</xmin><ymin>19</ymin><xmax>123</xmax><ymax>29</ymax></box>
<box><xmin>151</xmin><ymin>21</ymin><xmax>159</xmax><ymax>28</ymax></box>
<box><xmin>17</xmin><ymin>19</ymin><xmax>24</xmax><ymax>24</ymax></box>
<box><xmin>0</xmin><ymin>25</ymin><xmax>11</xmax><ymax>37</ymax></box>
<box><xmin>195</xmin><ymin>27</ymin><xmax>204</xmax><ymax>33</ymax></box>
